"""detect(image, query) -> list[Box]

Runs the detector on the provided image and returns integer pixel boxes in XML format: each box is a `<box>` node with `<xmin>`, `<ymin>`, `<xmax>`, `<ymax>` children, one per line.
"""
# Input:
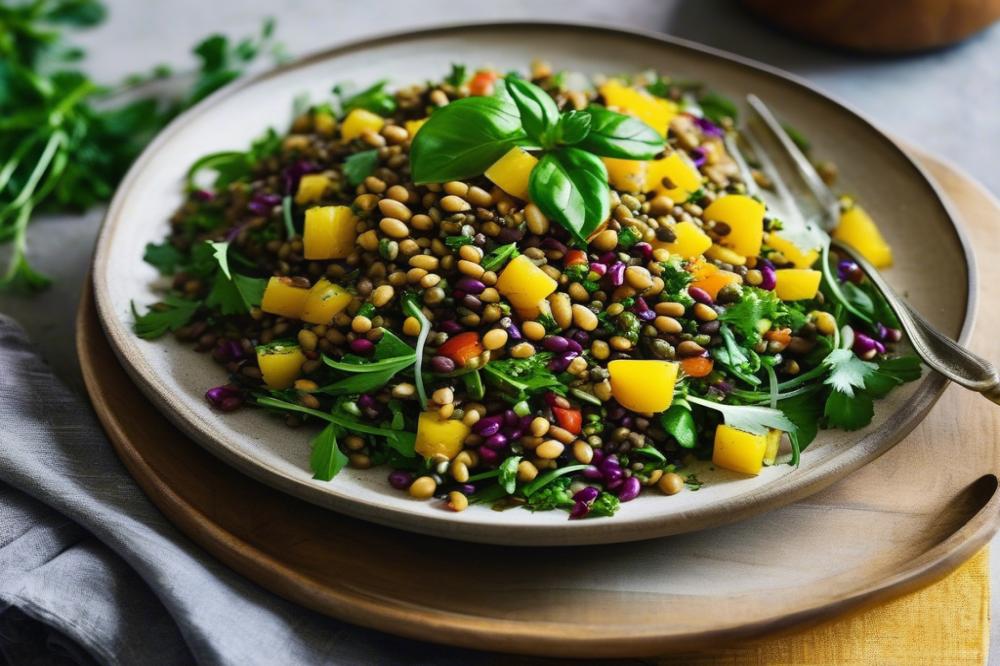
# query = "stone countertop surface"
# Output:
<box><xmin>2</xmin><ymin>0</ymin><xmax>998</xmax><ymax>662</ymax></box>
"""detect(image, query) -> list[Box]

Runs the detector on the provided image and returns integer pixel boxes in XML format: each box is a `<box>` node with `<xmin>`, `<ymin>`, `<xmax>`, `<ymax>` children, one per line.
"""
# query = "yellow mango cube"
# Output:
<box><xmin>654</xmin><ymin>220</ymin><xmax>712</xmax><ymax>259</ymax></box>
<box><xmin>257</xmin><ymin>342</ymin><xmax>306</xmax><ymax>390</ymax></box>
<box><xmin>705</xmin><ymin>244</ymin><xmax>747</xmax><ymax>266</ymax></box>
<box><xmin>313</xmin><ymin>112</ymin><xmax>336</xmax><ymax>136</ymax></box>
<box><xmin>303</xmin><ymin>205</ymin><xmax>356</xmax><ymax>260</ymax></box>
<box><xmin>404</xmin><ymin>118</ymin><xmax>427</xmax><ymax>138</ymax></box>
<box><xmin>495</xmin><ymin>254</ymin><xmax>557</xmax><ymax>309</ymax></box>
<box><xmin>260</xmin><ymin>277</ymin><xmax>310</xmax><ymax>319</ymax></box>
<box><xmin>763</xmin><ymin>429</ymin><xmax>782</xmax><ymax>466</ymax></box>
<box><xmin>703</xmin><ymin>194</ymin><xmax>765</xmax><ymax>258</ymax></box>
<box><xmin>301</xmin><ymin>279</ymin><xmax>353</xmax><ymax>325</ymax></box>
<box><xmin>341</xmin><ymin>108</ymin><xmax>385</xmax><ymax>142</ymax></box>
<box><xmin>294</xmin><ymin>174</ymin><xmax>331</xmax><ymax>205</ymax></box>
<box><xmin>766</xmin><ymin>232</ymin><xmax>819</xmax><ymax>269</ymax></box>
<box><xmin>415</xmin><ymin>411</ymin><xmax>471</xmax><ymax>460</ymax></box>
<box><xmin>484</xmin><ymin>147</ymin><xmax>538</xmax><ymax>200</ymax></box>
<box><xmin>608</xmin><ymin>360</ymin><xmax>679</xmax><ymax>413</ymax></box>
<box><xmin>602</xmin><ymin>157</ymin><xmax>647</xmax><ymax>193</ymax></box>
<box><xmin>713</xmin><ymin>424</ymin><xmax>767</xmax><ymax>475</ymax></box>
<box><xmin>599</xmin><ymin>80</ymin><xmax>677</xmax><ymax>137</ymax></box>
<box><xmin>774</xmin><ymin>269</ymin><xmax>822</xmax><ymax>301</ymax></box>
<box><xmin>645</xmin><ymin>152</ymin><xmax>702</xmax><ymax>202</ymax></box>
<box><xmin>833</xmin><ymin>205</ymin><xmax>893</xmax><ymax>268</ymax></box>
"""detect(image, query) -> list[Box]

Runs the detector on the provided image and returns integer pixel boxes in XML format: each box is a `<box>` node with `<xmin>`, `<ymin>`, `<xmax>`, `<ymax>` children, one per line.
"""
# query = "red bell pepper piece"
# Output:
<box><xmin>469</xmin><ymin>70</ymin><xmax>498</xmax><ymax>96</ymax></box>
<box><xmin>564</xmin><ymin>249</ymin><xmax>588</xmax><ymax>267</ymax></box>
<box><xmin>436</xmin><ymin>331</ymin><xmax>483</xmax><ymax>367</ymax></box>
<box><xmin>552</xmin><ymin>406</ymin><xmax>582</xmax><ymax>435</ymax></box>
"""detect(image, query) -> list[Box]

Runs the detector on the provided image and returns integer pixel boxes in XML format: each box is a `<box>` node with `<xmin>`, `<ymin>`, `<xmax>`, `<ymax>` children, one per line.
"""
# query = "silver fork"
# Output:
<box><xmin>734</xmin><ymin>95</ymin><xmax>1000</xmax><ymax>405</ymax></box>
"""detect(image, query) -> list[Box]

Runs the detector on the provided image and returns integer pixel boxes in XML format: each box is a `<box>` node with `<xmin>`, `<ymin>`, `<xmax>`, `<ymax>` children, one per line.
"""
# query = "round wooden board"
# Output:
<box><xmin>77</xmin><ymin>151</ymin><xmax>1000</xmax><ymax>659</ymax></box>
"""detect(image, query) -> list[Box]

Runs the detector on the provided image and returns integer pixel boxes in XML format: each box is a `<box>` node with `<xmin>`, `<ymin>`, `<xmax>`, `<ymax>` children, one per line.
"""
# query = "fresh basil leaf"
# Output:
<box><xmin>554</xmin><ymin>110</ymin><xmax>591</xmax><ymax>145</ymax></box>
<box><xmin>528</xmin><ymin>147</ymin><xmax>609</xmax><ymax>243</ymax></box>
<box><xmin>633</xmin><ymin>446</ymin><xmax>666</xmax><ymax>463</ymax></box>
<box><xmin>661</xmin><ymin>402</ymin><xmax>697</xmax><ymax>448</ymax></box>
<box><xmin>310</xmin><ymin>424</ymin><xmax>348</xmax><ymax>481</ymax></box>
<box><xmin>374</xmin><ymin>329</ymin><xmax>415</xmax><ymax>360</ymax></box>
<box><xmin>343</xmin><ymin>149</ymin><xmax>378</xmax><ymax>186</ymax></box>
<box><xmin>498</xmin><ymin>455</ymin><xmax>521</xmax><ymax>494</ymax></box>
<box><xmin>409</xmin><ymin>95</ymin><xmax>532</xmax><ymax>184</ymax></box>
<box><xmin>577</xmin><ymin>105</ymin><xmax>664</xmax><ymax>160</ymax></box>
<box><xmin>503</xmin><ymin>75</ymin><xmax>560</xmax><ymax>145</ymax></box>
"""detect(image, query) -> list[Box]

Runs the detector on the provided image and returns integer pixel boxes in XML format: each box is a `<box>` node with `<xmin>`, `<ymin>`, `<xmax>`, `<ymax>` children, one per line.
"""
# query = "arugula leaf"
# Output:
<box><xmin>529</xmin><ymin>147</ymin><xmax>609</xmax><ymax>244</ymax></box>
<box><xmin>498</xmin><ymin>455</ymin><xmax>521</xmax><ymax>495</ymax></box>
<box><xmin>661</xmin><ymin>402</ymin><xmax>697</xmax><ymax>448</ymax></box>
<box><xmin>688</xmin><ymin>395</ymin><xmax>797</xmax><ymax>435</ymax></box>
<box><xmin>309</xmin><ymin>424</ymin><xmax>348</xmax><ymax>482</ymax></box>
<box><xmin>480</xmin><ymin>242</ymin><xmax>519</xmax><ymax>272</ymax></box>
<box><xmin>143</xmin><ymin>241</ymin><xmax>182</xmax><ymax>275</ymax></box>
<box><xmin>823</xmin><ymin>348</ymin><xmax>876</xmax><ymax>397</ymax></box>
<box><xmin>824</xmin><ymin>389</ymin><xmax>873</xmax><ymax>431</ymax></box>
<box><xmin>342</xmin><ymin>149</ymin><xmax>378</xmax><ymax>187</ymax></box>
<box><xmin>577</xmin><ymin>105</ymin><xmax>664</xmax><ymax>160</ymax></box>
<box><xmin>131</xmin><ymin>295</ymin><xmax>200</xmax><ymax>339</ymax></box>
<box><xmin>504</xmin><ymin>75</ymin><xmax>561</xmax><ymax>146</ymax></box>
<box><xmin>482</xmin><ymin>353</ymin><xmax>566</xmax><ymax>402</ymax></box>
<box><xmin>410</xmin><ymin>95</ymin><xmax>533</xmax><ymax>183</ymax></box>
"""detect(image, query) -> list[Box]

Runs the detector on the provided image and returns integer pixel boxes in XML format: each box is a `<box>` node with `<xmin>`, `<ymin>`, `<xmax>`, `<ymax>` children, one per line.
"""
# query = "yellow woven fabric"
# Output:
<box><xmin>666</xmin><ymin>549</ymin><xmax>990</xmax><ymax>666</ymax></box>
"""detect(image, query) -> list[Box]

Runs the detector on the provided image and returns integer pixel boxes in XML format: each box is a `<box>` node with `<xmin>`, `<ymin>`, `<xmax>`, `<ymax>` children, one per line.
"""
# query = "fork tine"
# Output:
<box><xmin>738</xmin><ymin>127</ymin><xmax>811</xmax><ymax>230</ymax></box>
<box><xmin>746</xmin><ymin>94</ymin><xmax>840</xmax><ymax>220</ymax></box>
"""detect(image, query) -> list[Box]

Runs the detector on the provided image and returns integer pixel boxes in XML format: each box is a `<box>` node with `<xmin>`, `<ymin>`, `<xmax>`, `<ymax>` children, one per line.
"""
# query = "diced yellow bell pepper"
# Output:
<box><xmin>303</xmin><ymin>205</ymin><xmax>356</xmax><ymax>260</ymax></box>
<box><xmin>301</xmin><ymin>279</ymin><xmax>353</xmax><ymax>325</ymax></box>
<box><xmin>484</xmin><ymin>147</ymin><xmax>538</xmax><ymax>200</ymax></box>
<box><xmin>608</xmin><ymin>360</ymin><xmax>679</xmax><ymax>413</ymax></box>
<box><xmin>766</xmin><ymin>232</ymin><xmax>819</xmax><ymax>269</ymax></box>
<box><xmin>703</xmin><ymin>194</ymin><xmax>765</xmax><ymax>258</ymax></box>
<box><xmin>404</xmin><ymin>118</ymin><xmax>427</xmax><ymax>138</ymax></box>
<box><xmin>705</xmin><ymin>244</ymin><xmax>747</xmax><ymax>266</ymax></box>
<box><xmin>654</xmin><ymin>220</ymin><xmax>712</xmax><ymax>259</ymax></box>
<box><xmin>414</xmin><ymin>411</ymin><xmax>471</xmax><ymax>460</ymax></box>
<box><xmin>602</xmin><ymin>157</ymin><xmax>647</xmax><ymax>193</ymax></box>
<box><xmin>774</xmin><ymin>269</ymin><xmax>822</xmax><ymax>301</ymax></box>
<box><xmin>257</xmin><ymin>342</ymin><xmax>306</xmax><ymax>390</ymax></box>
<box><xmin>341</xmin><ymin>108</ymin><xmax>385</xmax><ymax>142</ymax></box>
<box><xmin>833</xmin><ymin>205</ymin><xmax>893</xmax><ymax>268</ymax></box>
<box><xmin>763</xmin><ymin>429</ymin><xmax>782</xmax><ymax>466</ymax></box>
<box><xmin>295</xmin><ymin>174</ymin><xmax>331</xmax><ymax>205</ymax></box>
<box><xmin>495</xmin><ymin>254</ymin><xmax>557</xmax><ymax>309</ymax></box>
<box><xmin>645</xmin><ymin>152</ymin><xmax>702</xmax><ymax>202</ymax></box>
<box><xmin>314</xmin><ymin>112</ymin><xmax>336</xmax><ymax>137</ymax></box>
<box><xmin>599</xmin><ymin>80</ymin><xmax>677</xmax><ymax>137</ymax></box>
<box><xmin>713</xmin><ymin>424</ymin><xmax>767</xmax><ymax>475</ymax></box>
<box><xmin>260</xmin><ymin>277</ymin><xmax>310</xmax><ymax>319</ymax></box>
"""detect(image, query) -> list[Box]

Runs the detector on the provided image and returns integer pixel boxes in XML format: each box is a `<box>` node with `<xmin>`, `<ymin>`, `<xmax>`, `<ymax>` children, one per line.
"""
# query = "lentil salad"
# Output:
<box><xmin>134</xmin><ymin>62</ymin><xmax>919</xmax><ymax>519</ymax></box>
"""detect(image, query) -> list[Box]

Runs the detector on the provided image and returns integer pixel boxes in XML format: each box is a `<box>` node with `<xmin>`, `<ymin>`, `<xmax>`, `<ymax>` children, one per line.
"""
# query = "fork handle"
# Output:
<box><xmin>833</xmin><ymin>240</ymin><xmax>1000</xmax><ymax>404</ymax></box>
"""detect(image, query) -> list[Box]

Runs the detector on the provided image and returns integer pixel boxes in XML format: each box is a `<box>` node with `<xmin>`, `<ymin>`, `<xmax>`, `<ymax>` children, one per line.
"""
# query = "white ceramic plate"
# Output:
<box><xmin>93</xmin><ymin>21</ymin><xmax>974</xmax><ymax>545</ymax></box>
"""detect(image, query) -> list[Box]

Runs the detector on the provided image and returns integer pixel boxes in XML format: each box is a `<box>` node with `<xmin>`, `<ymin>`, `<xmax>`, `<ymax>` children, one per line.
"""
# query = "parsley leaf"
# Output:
<box><xmin>777</xmin><ymin>389</ymin><xmax>823</xmax><ymax>464</ymax></box>
<box><xmin>310</xmin><ymin>424</ymin><xmax>349</xmax><ymax>482</ymax></box>
<box><xmin>589</xmin><ymin>492</ymin><xmax>620</xmax><ymax>517</ymax></box>
<box><xmin>342</xmin><ymin>149</ymin><xmax>379</xmax><ymax>187</ymax></box>
<box><xmin>131</xmin><ymin>295</ymin><xmax>200</xmax><ymax>339</ymax></box>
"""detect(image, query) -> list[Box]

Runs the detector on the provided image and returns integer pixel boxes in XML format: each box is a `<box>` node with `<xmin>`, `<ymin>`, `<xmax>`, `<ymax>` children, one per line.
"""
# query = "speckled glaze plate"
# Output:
<box><xmin>92</xmin><ymin>21</ymin><xmax>974</xmax><ymax>546</ymax></box>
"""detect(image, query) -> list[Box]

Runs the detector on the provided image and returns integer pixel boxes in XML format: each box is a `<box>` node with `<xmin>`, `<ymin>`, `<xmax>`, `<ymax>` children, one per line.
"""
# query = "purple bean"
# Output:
<box><xmin>549</xmin><ymin>351</ymin><xmax>579</xmax><ymax>373</ymax></box>
<box><xmin>589</xmin><ymin>262</ymin><xmax>607</xmax><ymax>276</ymax></box>
<box><xmin>634</xmin><ymin>242</ymin><xmax>653</xmax><ymax>259</ymax></box>
<box><xmin>543</xmin><ymin>336</ymin><xmax>570</xmax><ymax>353</ymax></box>
<box><xmin>565</xmin><ymin>339</ymin><xmax>583</xmax><ymax>354</ymax></box>
<box><xmin>618</xmin><ymin>476</ymin><xmax>641</xmax><ymax>502</ymax></box>
<box><xmin>357</xmin><ymin>394</ymin><xmax>376</xmax><ymax>409</ymax></box>
<box><xmin>349</xmin><ymin>338</ymin><xmax>375</xmax><ymax>354</ymax></box>
<box><xmin>691</xmin><ymin>146</ymin><xmax>707</xmax><ymax>168</ymax></box>
<box><xmin>498</xmin><ymin>227</ymin><xmax>524</xmax><ymax>243</ymax></box>
<box><xmin>759</xmin><ymin>264</ymin><xmax>777</xmax><ymax>291</ymax></box>
<box><xmin>430</xmin><ymin>355</ymin><xmax>456</xmax><ymax>374</ymax></box>
<box><xmin>605</xmin><ymin>475</ymin><xmax>624</xmax><ymax>491</ymax></box>
<box><xmin>837</xmin><ymin>259</ymin><xmax>863</xmax><ymax>283</ymax></box>
<box><xmin>500</xmin><ymin>317</ymin><xmax>523</xmax><ymax>341</ymax></box>
<box><xmin>688</xmin><ymin>286</ymin><xmax>714</xmax><ymax>304</ymax></box>
<box><xmin>205</xmin><ymin>385</ymin><xmax>240</xmax><ymax>410</ymax></box>
<box><xmin>620</xmin><ymin>415</ymin><xmax>634</xmax><ymax>430</ymax></box>
<box><xmin>574</xmin><ymin>486</ymin><xmax>600</xmax><ymax>503</ymax></box>
<box><xmin>477</xmin><ymin>446</ymin><xmax>499</xmax><ymax>465</ymax></box>
<box><xmin>599</xmin><ymin>251</ymin><xmax>617</xmax><ymax>265</ymax></box>
<box><xmin>599</xmin><ymin>454</ymin><xmax>620</xmax><ymax>474</ymax></box>
<box><xmin>501</xmin><ymin>427</ymin><xmax>523</xmax><ymax>440</ymax></box>
<box><xmin>473</xmin><ymin>415</ymin><xmax>503</xmax><ymax>436</ymax></box>
<box><xmin>461</xmin><ymin>294</ymin><xmax>482</xmax><ymax>311</ymax></box>
<box><xmin>484</xmin><ymin>433</ymin><xmax>508</xmax><ymax>449</ymax></box>
<box><xmin>582</xmin><ymin>465</ymin><xmax>604</xmax><ymax>480</ymax></box>
<box><xmin>608</xmin><ymin>262</ymin><xmax>626</xmax><ymax>287</ymax></box>
<box><xmin>570</xmin><ymin>330</ymin><xmax>589</xmax><ymax>346</ymax></box>
<box><xmin>541</xmin><ymin>238</ymin><xmax>568</xmax><ymax>254</ymax></box>
<box><xmin>637</xmin><ymin>310</ymin><xmax>656</xmax><ymax>322</ymax></box>
<box><xmin>884</xmin><ymin>327</ymin><xmax>902</xmax><ymax>343</ymax></box>
<box><xmin>458</xmin><ymin>483</ymin><xmax>476</xmax><ymax>495</ymax></box>
<box><xmin>503</xmin><ymin>409</ymin><xmax>518</xmax><ymax>426</ymax></box>
<box><xmin>569</xmin><ymin>500</ymin><xmax>591</xmax><ymax>519</ymax></box>
<box><xmin>634</xmin><ymin>297</ymin><xmax>651</xmax><ymax>313</ymax></box>
<box><xmin>519</xmin><ymin>414</ymin><xmax>534</xmax><ymax>428</ymax></box>
<box><xmin>607</xmin><ymin>405</ymin><xmax>626</xmax><ymax>420</ymax></box>
<box><xmin>438</xmin><ymin>320</ymin><xmax>463</xmax><ymax>335</ymax></box>
<box><xmin>388</xmin><ymin>470</ymin><xmax>413</xmax><ymax>490</ymax></box>
<box><xmin>193</xmin><ymin>189</ymin><xmax>215</xmax><ymax>202</ymax></box>
<box><xmin>455</xmin><ymin>278</ymin><xmax>486</xmax><ymax>294</ymax></box>
<box><xmin>590</xmin><ymin>448</ymin><xmax>605</xmax><ymax>465</ymax></box>
<box><xmin>219</xmin><ymin>396</ymin><xmax>242</xmax><ymax>412</ymax></box>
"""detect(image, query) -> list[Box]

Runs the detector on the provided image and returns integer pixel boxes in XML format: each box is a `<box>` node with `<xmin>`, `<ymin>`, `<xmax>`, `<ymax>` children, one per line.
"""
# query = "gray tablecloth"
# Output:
<box><xmin>0</xmin><ymin>315</ymin><xmax>512</xmax><ymax>665</ymax></box>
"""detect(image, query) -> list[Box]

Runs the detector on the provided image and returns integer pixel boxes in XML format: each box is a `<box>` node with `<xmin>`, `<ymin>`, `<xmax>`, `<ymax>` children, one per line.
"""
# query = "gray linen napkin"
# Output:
<box><xmin>0</xmin><ymin>315</ymin><xmax>515</xmax><ymax>666</ymax></box>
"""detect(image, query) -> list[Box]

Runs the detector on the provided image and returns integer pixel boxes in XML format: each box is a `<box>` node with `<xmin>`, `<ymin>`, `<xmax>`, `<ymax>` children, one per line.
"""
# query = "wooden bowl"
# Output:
<box><xmin>743</xmin><ymin>0</ymin><xmax>1000</xmax><ymax>52</ymax></box>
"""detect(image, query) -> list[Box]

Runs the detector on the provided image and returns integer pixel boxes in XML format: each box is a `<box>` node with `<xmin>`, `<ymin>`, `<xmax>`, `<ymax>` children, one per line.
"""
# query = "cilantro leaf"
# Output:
<box><xmin>525</xmin><ymin>477</ymin><xmax>575</xmax><ymax>511</ymax></box>
<box><xmin>343</xmin><ymin>149</ymin><xmax>379</xmax><ymax>187</ymax></box>
<box><xmin>310</xmin><ymin>424</ymin><xmax>348</xmax><ymax>482</ymax></box>
<box><xmin>823</xmin><ymin>348</ymin><xmax>876</xmax><ymax>397</ymax></box>
<box><xmin>777</xmin><ymin>389</ymin><xmax>823</xmax><ymax>463</ymax></box>
<box><xmin>482</xmin><ymin>353</ymin><xmax>566</xmax><ymax>402</ymax></box>
<box><xmin>688</xmin><ymin>395</ymin><xmax>796</xmax><ymax>435</ymax></box>
<box><xmin>208</xmin><ymin>240</ymin><xmax>232</xmax><ymax>279</ymax></box>
<box><xmin>143</xmin><ymin>241</ymin><xmax>183</xmax><ymax>275</ymax></box>
<box><xmin>824</xmin><ymin>389</ymin><xmax>874</xmax><ymax>431</ymax></box>
<box><xmin>131</xmin><ymin>295</ymin><xmax>200</xmax><ymax>339</ymax></box>
<box><xmin>719</xmin><ymin>288</ymin><xmax>781</xmax><ymax>342</ymax></box>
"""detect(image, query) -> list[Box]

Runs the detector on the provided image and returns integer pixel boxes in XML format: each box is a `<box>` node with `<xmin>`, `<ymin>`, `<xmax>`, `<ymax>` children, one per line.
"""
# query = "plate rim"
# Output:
<box><xmin>91</xmin><ymin>19</ymin><xmax>978</xmax><ymax>546</ymax></box>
